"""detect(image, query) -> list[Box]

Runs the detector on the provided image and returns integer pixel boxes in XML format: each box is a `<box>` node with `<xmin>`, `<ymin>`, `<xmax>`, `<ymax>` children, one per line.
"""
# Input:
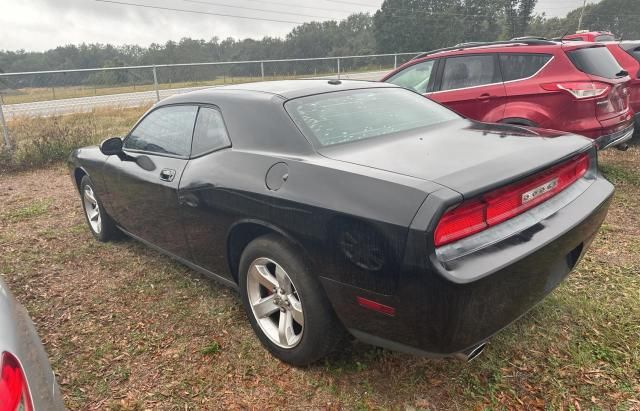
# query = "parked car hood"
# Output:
<box><xmin>318</xmin><ymin>119</ymin><xmax>594</xmax><ymax>198</ymax></box>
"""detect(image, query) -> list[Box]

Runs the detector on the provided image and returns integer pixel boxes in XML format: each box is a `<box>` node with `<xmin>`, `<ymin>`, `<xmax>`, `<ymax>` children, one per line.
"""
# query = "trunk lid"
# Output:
<box><xmin>319</xmin><ymin>120</ymin><xmax>593</xmax><ymax>198</ymax></box>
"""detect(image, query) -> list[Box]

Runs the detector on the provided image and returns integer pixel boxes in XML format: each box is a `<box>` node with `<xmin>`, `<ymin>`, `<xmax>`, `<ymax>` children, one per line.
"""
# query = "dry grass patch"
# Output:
<box><xmin>0</xmin><ymin>146</ymin><xmax>639</xmax><ymax>409</ymax></box>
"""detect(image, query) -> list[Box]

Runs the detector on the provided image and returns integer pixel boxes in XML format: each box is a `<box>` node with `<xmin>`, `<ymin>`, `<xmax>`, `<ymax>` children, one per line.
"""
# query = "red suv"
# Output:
<box><xmin>382</xmin><ymin>40</ymin><xmax>634</xmax><ymax>149</ymax></box>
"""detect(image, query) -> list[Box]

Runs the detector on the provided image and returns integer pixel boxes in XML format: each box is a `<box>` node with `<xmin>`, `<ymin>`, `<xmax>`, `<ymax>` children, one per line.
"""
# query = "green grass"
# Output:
<box><xmin>1</xmin><ymin>78</ymin><xmax>261</xmax><ymax>105</ymax></box>
<box><xmin>0</xmin><ymin>105</ymin><xmax>149</xmax><ymax>173</ymax></box>
<box><xmin>1</xmin><ymin>199</ymin><xmax>51</xmax><ymax>222</ymax></box>
<box><xmin>601</xmin><ymin>163</ymin><xmax>640</xmax><ymax>186</ymax></box>
<box><xmin>201</xmin><ymin>341</ymin><xmax>222</xmax><ymax>356</ymax></box>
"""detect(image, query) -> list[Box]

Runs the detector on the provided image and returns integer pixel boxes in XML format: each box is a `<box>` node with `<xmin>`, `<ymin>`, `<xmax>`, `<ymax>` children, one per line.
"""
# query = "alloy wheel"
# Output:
<box><xmin>246</xmin><ymin>257</ymin><xmax>304</xmax><ymax>349</ymax></box>
<box><xmin>83</xmin><ymin>185</ymin><xmax>102</xmax><ymax>234</ymax></box>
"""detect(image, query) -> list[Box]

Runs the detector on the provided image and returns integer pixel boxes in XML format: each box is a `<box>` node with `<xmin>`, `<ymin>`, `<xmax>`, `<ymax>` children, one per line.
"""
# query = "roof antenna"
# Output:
<box><xmin>559</xmin><ymin>28</ymin><xmax>571</xmax><ymax>43</ymax></box>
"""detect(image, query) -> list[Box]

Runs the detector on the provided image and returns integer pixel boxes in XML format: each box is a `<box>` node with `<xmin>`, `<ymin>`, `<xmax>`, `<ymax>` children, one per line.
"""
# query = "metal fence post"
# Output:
<box><xmin>394</xmin><ymin>54</ymin><xmax>398</xmax><ymax>69</ymax></box>
<box><xmin>261</xmin><ymin>61</ymin><xmax>265</xmax><ymax>81</ymax></box>
<box><xmin>0</xmin><ymin>99</ymin><xmax>11</xmax><ymax>151</ymax></box>
<box><xmin>337</xmin><ymin>58</ymin><xmax>341</xmax><ymax>79</ymax></box>
<box><xmin>152</xmin><ymin>66</ymin><xmax>160</xmax><ymax>102</ymax></box>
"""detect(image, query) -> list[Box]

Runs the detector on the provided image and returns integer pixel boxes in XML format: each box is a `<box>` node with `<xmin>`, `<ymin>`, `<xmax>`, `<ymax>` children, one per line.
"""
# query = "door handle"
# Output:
<box><xmin>159</xmin><ymin>168</ymin><xmax>176</xmax><ymax>182</ymax></box>
<box><xmin>477</xmin><ymin>93</ymin><xmax>493</xmax><ymax>101</ymax></box>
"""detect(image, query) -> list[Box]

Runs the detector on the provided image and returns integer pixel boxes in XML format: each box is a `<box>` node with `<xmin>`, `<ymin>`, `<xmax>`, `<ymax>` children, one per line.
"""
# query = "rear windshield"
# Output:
<box><xmin>566</xmin><ymin>46</ymin><xmax>625</xmax><ymax>79</ymax></box>
<box><xmin>285</xmin><ymin>88</ymin><xmax>459</xmax><ymax>147</ymax></box>
<box><xmin>620</xmin><ymin>42</ymin><xmax>640</xmax><ymax>62</ymax></box>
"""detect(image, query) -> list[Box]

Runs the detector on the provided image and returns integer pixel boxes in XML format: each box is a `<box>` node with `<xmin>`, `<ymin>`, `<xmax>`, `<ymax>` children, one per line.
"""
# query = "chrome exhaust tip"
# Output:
<box><xmin>454</xmin><ymin>342</ymin><xmax>486</xmax><ymax>362</ymax></box>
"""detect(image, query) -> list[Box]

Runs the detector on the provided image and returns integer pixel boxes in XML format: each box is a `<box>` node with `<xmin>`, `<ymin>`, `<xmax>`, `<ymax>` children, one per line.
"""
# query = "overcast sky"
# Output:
<box><xmin>0</xmin><ymin>0</ymin><xmax>594</xmax><ymax>52</ymax></box>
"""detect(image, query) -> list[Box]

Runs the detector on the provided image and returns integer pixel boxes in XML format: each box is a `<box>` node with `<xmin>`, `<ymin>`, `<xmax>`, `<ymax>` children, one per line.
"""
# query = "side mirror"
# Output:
<box><xmin>100</xmin><ymin>137</ymin><xmax>123</xmax><ymax>156</ymax></box>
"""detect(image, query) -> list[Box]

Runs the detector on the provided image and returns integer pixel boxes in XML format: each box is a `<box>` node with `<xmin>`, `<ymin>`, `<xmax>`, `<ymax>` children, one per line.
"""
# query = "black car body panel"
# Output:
<box><xmin>319</xmin><ymin>119</ymin><xmax>592</xmax><ymax>197</ymax></box>
<box><xmin>331</xmin><ymin>174</ymin><xmax>611</xmax><ymax>354</ymax></box>
<box><xmin>68</xmin><ymin>80</ymin><xmax>613</xmax><ymax>357</ymax></box>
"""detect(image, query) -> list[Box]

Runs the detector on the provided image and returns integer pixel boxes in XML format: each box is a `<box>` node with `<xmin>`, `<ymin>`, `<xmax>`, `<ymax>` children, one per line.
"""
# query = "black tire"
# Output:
<box><xmin>500</xmin><ymin>118</ymin><xmax>538</xmax><ymax>128</ymax></box>
<box><xmin>79</xmin><ymin>175</ymin><xmax>120</xmax><ymax>242</ymax></box>
<box><xmin>238</xmin><ymin>234</ymin><xmax>347</xmax><ymax>366</ymax></box>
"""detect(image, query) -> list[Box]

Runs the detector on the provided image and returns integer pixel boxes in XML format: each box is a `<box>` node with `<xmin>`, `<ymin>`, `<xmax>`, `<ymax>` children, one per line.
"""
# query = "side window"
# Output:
<box><xmin>499</xmin><ymin>54</ymin><xmax>552</xmax><ymax>81</ymax></box>
<box><xmin>191</xmin><ymin>107</ymin><xmax>231</xmax><ymax>156</ymax></box>
<box><xmin>125</xmin><ymin>105</ymin><xmax>198</xmax><ymax>157</ymax></box>
<box><xmin>440</xmin><ymin>55</ymin><xmax>498</xmax><ymax>91</ymax></box>
<box><xmin>386</xmin><ymin>60</ymin><xmax>435</xmax><ymax>93</ymax></box>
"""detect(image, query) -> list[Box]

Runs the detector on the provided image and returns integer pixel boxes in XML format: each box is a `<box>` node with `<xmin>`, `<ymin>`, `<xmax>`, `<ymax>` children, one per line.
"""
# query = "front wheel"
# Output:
<box><xmin>80</xmin><ymin>175</ymin><xmax>120</xmax><ymax>242</ymax></box>
<box><xmin>238</xmin><ymin>234</ymin><xmax>347</xmax><ymax>366</ymax></box>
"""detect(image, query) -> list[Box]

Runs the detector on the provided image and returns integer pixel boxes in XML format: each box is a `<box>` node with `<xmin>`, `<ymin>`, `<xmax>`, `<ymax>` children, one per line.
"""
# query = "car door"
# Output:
<box><xmin>430</xmin><ymin>54</ymin><xmax>507</xmax><ymax>122</ymax></box>
<box><xmin>176</xmin><ymin>106</ymin><xmax>235</xmax><ymax>276</ymax></box>
<box><xmin>103</xmin><ymin>104</ymin><xmax>198</xmax><ymax>258</ymax></box>
<box><xmin>385</xmin><ymin>59</ymin><xmax>438</xmax><ymax>95</ymax></box>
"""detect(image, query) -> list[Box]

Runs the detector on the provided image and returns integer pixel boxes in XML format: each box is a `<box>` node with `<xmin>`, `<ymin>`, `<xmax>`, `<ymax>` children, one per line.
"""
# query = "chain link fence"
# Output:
<box><xmin>0</xmin><ymin>52</ymin><xmax>421</xmax><ymax>150</ymax></box>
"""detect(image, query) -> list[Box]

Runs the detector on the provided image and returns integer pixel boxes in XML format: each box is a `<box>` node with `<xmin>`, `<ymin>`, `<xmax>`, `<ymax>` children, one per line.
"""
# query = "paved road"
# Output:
<box><xmin>1</xmin><ymin>70</ymin><xmax>387</xmax><ymax>119</ymax></box>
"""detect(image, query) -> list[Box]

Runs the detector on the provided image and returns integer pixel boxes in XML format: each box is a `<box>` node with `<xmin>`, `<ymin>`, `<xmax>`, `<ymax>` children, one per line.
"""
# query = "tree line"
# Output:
<box><xmin>1</xmin><ymin>0</ymin><xmax>638</xmax><ymax>89</ymax></box>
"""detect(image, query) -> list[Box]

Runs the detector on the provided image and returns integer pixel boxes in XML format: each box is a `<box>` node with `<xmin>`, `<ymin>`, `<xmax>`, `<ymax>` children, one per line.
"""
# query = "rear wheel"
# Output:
<box><xmin>80</xmin><ymin>175</ymin><xmax>120</xmax><ymax>242</ymax></box>
<box><xmin>238</xmin><ymin>234</ymin><xmax>346</xmax><ymax>366</ymax></box>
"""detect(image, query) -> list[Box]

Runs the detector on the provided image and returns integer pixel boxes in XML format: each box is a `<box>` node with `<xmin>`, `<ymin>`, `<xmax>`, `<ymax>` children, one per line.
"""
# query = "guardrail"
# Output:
<box><xmin>0</xmin><ymin>51</ymin><xmax>422</xmax><ymax>149</ymax></box>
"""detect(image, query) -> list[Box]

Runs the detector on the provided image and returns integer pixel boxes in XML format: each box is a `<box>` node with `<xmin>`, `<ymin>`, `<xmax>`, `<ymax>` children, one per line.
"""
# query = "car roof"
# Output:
<box><xmin>408</xmin><ymin>39</ymin><xmax>605</xmax><ymax>63</ymax></box>
<box><xmin>156</xmin><ymin>80</ymin><xmax>401</xmax><ymax>156</ymax></box>
<box><xmin>410</xmin><ymin>40</ymin><xmax>561</xmax><ymax>60</ymax></box>
<box><xmin>163</xmin><ymin>79</ymin><xmax>398</xmax><ymax>103</ymax></box>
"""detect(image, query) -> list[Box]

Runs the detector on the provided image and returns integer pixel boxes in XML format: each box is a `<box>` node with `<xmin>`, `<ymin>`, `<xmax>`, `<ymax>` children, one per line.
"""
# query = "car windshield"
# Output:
<box><xmin>285</xmin><ymin>88</ymin><xmax>459</xmax><ymax>147</ymax></box>
<box><xmin>566</xmin><ymin>46</ymin><xmax>625</xmax><ymax>79</ymax></box>
<box><xmin>620</xmin><ymin>42</ymin><xmax>640</xmax><ymax>62</ymax></box>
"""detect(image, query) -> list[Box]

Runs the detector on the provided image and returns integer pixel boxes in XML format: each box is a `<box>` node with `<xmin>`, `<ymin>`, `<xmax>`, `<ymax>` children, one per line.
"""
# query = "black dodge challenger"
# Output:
<box><xmin>69</xmin><ymin>80</ymin><xmax>613</xmax><ymax>365</ymax></box>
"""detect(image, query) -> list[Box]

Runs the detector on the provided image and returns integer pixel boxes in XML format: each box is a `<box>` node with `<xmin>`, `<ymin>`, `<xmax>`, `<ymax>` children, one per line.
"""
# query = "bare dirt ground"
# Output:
<box><xmin>1</xmin><ymin>146</ymin><xmax>639</xmax><ymax>410</ymax></box>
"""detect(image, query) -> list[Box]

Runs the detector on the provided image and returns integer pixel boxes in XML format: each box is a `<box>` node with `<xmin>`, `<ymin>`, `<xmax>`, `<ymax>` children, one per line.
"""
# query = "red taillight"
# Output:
<box><xmin>433</xmin><ymin>200</ymin><xmax>487</xmax><ymax>247</ymax></box>
<box><xmin>541</xmin><ymin>81</ymin><xmax>610</xmax><ymax>99</ymax></box>
<box><xmin>434</xmin><ymin>154</ymin><xmax>590</xmax><ymax>247</ymax></box>
<box><xmin>0</xmin><ymin>352</ymin><xmax>33</xmax><ymax>411</ymax></box>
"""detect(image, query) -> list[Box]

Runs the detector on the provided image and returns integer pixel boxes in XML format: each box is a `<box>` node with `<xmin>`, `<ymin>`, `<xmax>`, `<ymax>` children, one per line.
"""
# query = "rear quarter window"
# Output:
<box><xmin>499</xmin><ymin>54</ymin><xmax>552</xmax><ymax>81</ymax></box>
<box><xmin>566</xmin><ymin>47</ymin><xmax>625</xmax><ymax>79</ymax></box>
<box><xmin>191</xmin><ymin>107</ymin><xmax>231</xmax><ymax>157</ymax></box>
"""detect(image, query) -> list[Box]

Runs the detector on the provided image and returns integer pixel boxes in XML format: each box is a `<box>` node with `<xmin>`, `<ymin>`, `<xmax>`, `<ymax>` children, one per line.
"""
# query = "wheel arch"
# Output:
<box><xmin>499</xmin><ymin>117</ymin><xmax>538</xmax><ymax>127</ymax></box>
<box><xmin>73</xmin><ymin>167</ymin><xmax>88</xmax><ymax>192</ymax></box>
<box><xmin>501</xmin><ymin>102</ymin><xmax>553</xmax><ymax>127</ymax></box>
<box><xmin>226</xmin><ymin>219</ymin><xmax>313</xmax><ymax>285</ymax></box>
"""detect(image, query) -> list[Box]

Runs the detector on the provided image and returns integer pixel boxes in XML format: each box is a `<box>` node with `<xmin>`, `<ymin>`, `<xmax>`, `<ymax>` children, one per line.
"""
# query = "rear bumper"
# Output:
<box><xmin>595</xmin><ymin>122</ymin><xmax>634</xmax><ymax>150</ymax></box>
<box><xmin>322</xmin><ymin>175</ymin><xmax>613</xmax><ymax>357</ymax></box>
